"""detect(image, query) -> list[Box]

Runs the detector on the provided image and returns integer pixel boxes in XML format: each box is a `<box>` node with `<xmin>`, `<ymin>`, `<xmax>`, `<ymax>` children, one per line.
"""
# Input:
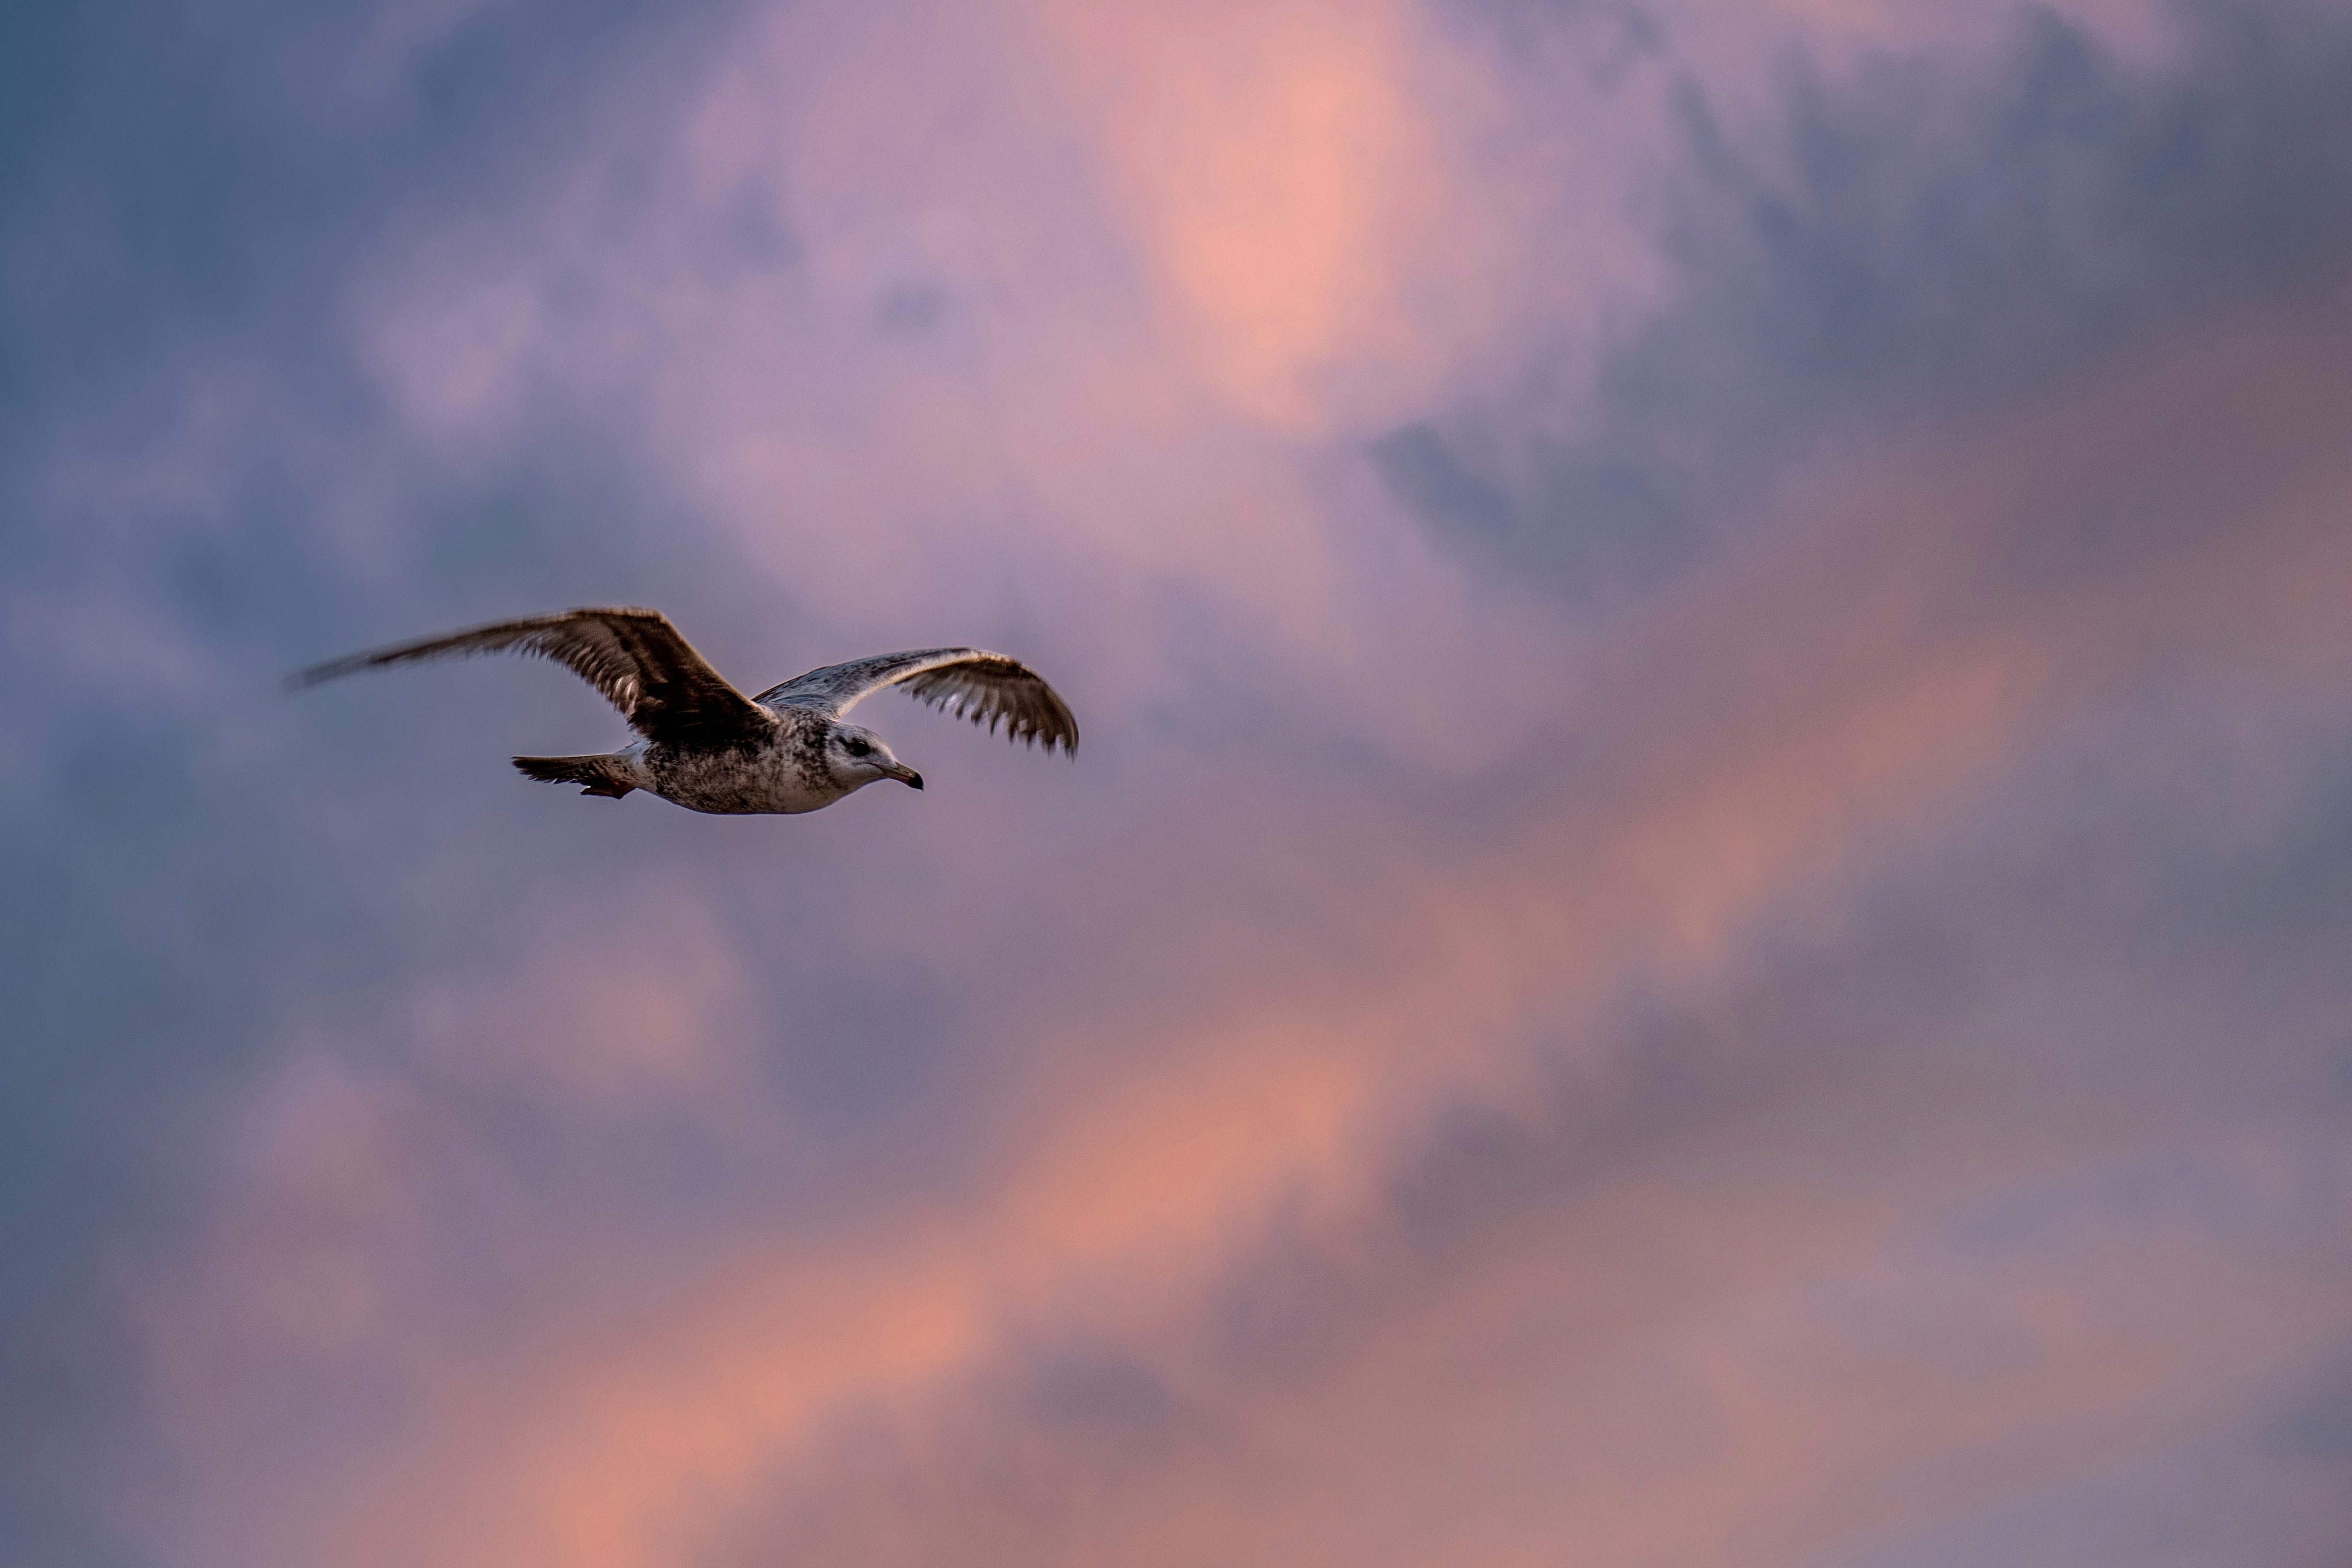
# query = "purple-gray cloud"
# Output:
<box><xmin>3</xmin><ymin>2</ymin><xmax>2350</xmax><ymax>1565</ymax></box>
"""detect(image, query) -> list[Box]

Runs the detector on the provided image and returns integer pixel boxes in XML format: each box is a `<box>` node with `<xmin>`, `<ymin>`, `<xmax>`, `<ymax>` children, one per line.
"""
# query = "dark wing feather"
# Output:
<box><xmin>288</xmin><ymin>607</ymin><xmax>772</xmax><ymax>748</ymax></box>
<box><xmin>756</xmin><ymin>648</ymin><xmax>1078</xmax><ymax>755</ymax></box>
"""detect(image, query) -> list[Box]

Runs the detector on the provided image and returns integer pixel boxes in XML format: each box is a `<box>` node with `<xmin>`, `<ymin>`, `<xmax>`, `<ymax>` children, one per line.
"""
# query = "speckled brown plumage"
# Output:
<box><xmin>290</xmin><ymin>606</ymin><xmax>1077</xmax><ymax>816</ymax></box>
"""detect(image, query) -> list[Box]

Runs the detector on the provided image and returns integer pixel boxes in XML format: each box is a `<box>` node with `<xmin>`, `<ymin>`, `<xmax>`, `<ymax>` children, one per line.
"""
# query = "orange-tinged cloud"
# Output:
<box><xmin>152</xmin><ymin>282</ymin><xmax>2352</xmax><ymax>1568</ymax></box>
<box><xmin>128</xmin><ymin>0</ymin><xmax>2352</xmax><ymax>1557</ymax></box>
<box><xmin>1035</xmin><ymin>0</ymin><xmax>1473</xmax><ymax>432</ymax></box>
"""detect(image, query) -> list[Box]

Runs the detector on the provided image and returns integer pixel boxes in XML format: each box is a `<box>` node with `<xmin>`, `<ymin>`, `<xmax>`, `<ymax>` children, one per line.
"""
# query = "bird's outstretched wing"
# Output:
<box><xmin>289</xmin><ymin>607</ymin><xmax>773</xmax><ymax>749</ymax></box>
<box><xmin>756</xmin><ymin>648</ymin><xmax>1079</xmax><ymax>754</ymax></box>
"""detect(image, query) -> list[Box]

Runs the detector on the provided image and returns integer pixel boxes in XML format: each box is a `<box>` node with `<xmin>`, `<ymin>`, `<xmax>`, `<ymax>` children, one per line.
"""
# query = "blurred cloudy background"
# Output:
<box><xmin>4</xmin><ymin>0</ymin><xmax>2352</xmax><ymax>1563</ymax></box>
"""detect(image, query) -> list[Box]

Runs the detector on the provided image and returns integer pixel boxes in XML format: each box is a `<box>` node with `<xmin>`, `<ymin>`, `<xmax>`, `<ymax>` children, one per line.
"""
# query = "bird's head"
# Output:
<box><xmin>825</xmin><ymin>722</ymin><xmax>923</xmax><ymax>793</ymax></box>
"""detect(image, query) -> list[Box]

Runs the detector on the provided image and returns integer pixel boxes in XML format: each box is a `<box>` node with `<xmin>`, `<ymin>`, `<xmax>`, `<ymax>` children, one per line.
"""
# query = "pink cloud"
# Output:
<box><xmin>116</xmin><ymin>3</ymin><xmax>2352</xmax><ymax>1565</ymax></box>
<box><xmin>136</xmin><ymin>269</ymin><xmax>2352</xmax><ymax>1563</ymax></box>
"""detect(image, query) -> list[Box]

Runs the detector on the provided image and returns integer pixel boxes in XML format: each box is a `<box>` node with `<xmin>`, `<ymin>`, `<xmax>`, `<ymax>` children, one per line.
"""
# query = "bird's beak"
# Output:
<box><xmin>885</xmin><ymin>762</ymin><xmax>924</xmax><ymax>790</ymax></box>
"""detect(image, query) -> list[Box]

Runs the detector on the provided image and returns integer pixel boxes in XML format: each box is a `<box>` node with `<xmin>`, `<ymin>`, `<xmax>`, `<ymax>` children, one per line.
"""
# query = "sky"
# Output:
<box><xmin>3</xmin><ymin>0</ymin><xmax>2351</xmax><ymax>1564</ymax></box>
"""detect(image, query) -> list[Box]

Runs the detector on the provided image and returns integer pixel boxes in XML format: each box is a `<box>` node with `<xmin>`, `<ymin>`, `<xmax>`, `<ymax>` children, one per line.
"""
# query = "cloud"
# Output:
<box><xmin>4</xmin><ymin>1</ymin><xmax>2350</xmax><ymax>1566</ymax></box>
<box><xmin>1383</xmin><ymin>0</ymin><xmax>2352</xmax><ymax>596</ymax></box>
<box><xmin>126</xmin><ymin>275</ymin><xmax>2352</xmax><ymax>1568</ymax></box>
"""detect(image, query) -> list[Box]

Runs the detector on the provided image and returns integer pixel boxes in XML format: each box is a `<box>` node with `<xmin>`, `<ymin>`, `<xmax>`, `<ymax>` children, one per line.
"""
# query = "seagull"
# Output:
<box><xmin>289</xmin><ymin>606</ymin><xmax>1078</xmax><ymax>815</ymax></box>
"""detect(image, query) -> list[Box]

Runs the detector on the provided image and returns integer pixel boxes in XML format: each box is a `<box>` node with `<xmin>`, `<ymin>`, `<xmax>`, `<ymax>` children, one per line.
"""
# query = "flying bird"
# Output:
<box><xmin>289</xmin><ymin>606</ymin><xmax>1078</xmax><ymax>815</ymax></box>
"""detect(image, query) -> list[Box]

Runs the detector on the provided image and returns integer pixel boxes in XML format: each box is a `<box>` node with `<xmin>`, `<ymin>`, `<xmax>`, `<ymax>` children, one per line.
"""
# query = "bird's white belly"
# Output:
<box><xmin>625</xmin><ymin>738</ymin><xmax>846</xmax><ymax>816</ymax></box>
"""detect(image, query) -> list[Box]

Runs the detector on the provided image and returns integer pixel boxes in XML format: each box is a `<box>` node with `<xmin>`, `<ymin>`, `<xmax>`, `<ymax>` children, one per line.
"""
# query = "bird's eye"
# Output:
<box><xmin>844</xmin><ymin>738</ymin><xmax>871</xmax><ymax>757</ymax></box>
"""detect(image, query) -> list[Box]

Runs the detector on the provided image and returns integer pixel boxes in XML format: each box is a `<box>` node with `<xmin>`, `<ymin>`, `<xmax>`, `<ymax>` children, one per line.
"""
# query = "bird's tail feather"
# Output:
<box><xmin>513</xmin><ymin>754</ymin><xmax>636</xmax><ymax>799</ymax></box>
